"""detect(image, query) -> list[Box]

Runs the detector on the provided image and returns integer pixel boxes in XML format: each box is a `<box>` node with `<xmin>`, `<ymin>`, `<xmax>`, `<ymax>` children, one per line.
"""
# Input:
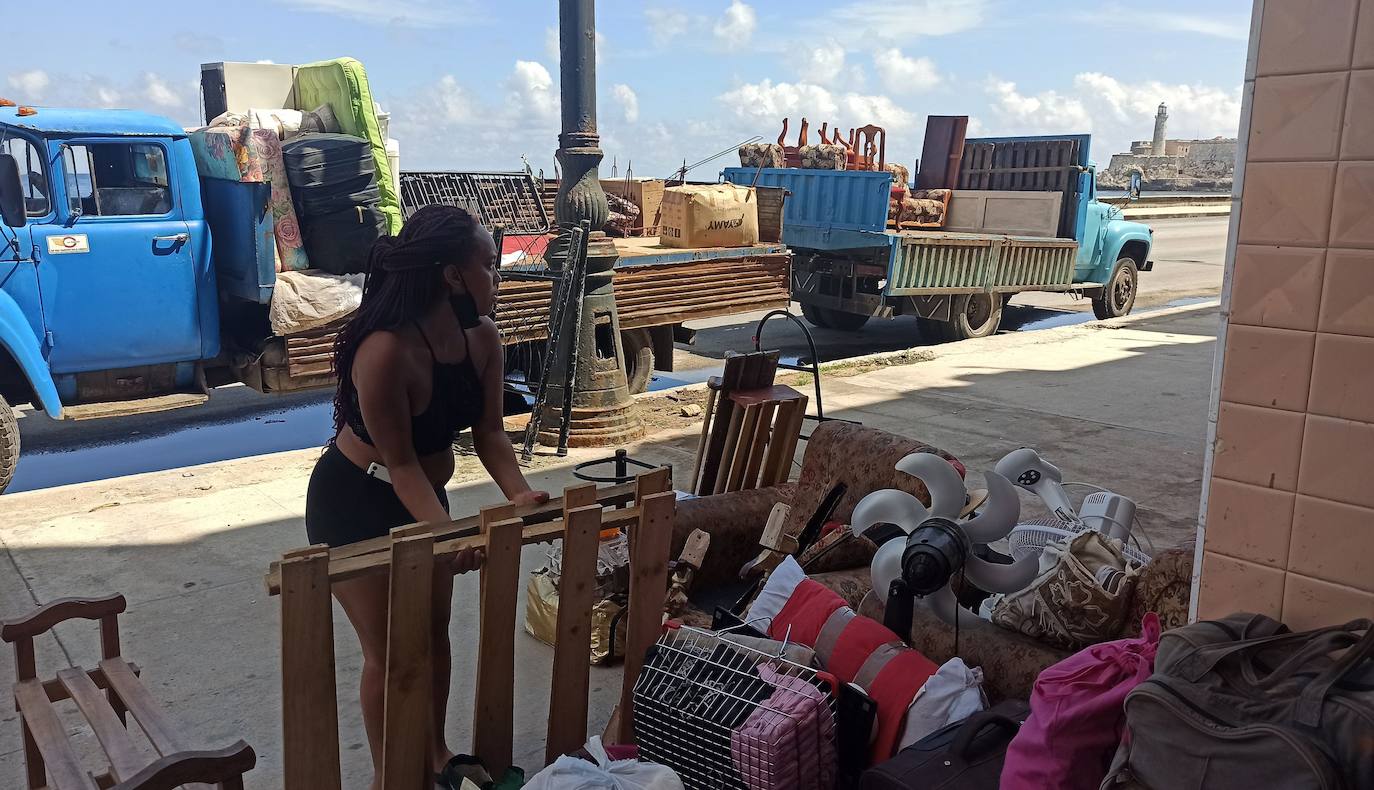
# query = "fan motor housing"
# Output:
<box><xmin>901</xmin><ymin>517</ymin><xmax>969</xmax><ymax>596</ymax></box>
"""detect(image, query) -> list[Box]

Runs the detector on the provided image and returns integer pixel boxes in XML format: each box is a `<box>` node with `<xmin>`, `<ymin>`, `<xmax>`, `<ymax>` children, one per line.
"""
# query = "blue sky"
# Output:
<box><xmin>2</xmin><ymin>0</ymin><xmax>1253</xmax><ymax>178</ymax></box>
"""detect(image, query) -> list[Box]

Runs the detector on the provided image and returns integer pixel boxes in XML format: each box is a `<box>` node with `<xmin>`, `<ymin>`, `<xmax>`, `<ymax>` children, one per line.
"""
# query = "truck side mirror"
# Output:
<box><xmin>0</xmin><ymin>154</ymin><xmax>26</xmax><ymax>229</ymax></box>
<box><xmin>1128</xmin><ymin>171</ymin><xmax>1143</xmax><ymax>202</ymax></box>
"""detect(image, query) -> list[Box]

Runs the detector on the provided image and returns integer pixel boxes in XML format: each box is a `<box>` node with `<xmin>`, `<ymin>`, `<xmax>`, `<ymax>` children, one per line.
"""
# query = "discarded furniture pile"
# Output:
<box><xmin>2</xmin><ymin>594</ymin><xmax>257</xmax><ymax>789</ymax></box>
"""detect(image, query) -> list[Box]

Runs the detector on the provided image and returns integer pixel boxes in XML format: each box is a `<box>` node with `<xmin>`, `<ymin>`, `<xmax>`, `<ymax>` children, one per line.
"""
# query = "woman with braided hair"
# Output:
<box><xmin>305</xmin><ymin>205</ymin><xmax>549</xmax><ymax>790</ymax></box>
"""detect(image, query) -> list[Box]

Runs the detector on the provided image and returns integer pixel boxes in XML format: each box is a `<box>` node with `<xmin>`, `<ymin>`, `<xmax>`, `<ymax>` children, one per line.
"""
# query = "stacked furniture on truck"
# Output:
<box><xmin>283</xmin><ymin>133</ymin><xmax>387</xmax><ymax>275</ymax></box>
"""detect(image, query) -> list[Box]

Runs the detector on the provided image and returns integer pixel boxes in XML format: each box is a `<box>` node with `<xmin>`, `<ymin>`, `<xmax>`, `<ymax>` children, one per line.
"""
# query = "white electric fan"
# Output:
<box><xmin>850</xmin><ymin>453</ymin><xmax>1041</xmax><ymax>626</ymax></box>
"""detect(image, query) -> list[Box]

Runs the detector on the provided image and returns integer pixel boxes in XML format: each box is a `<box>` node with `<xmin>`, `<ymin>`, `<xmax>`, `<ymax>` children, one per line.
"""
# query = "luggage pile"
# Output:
<box><xmin>282</xmin><ymin>133</ymin><xmax>387</xmax><ymax>275</ymax></box>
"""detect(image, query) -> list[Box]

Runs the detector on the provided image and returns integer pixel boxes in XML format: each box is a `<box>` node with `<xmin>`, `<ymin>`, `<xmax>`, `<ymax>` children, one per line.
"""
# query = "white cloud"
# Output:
<box><xmin>143</xmin><ymin>74</ymin><xmax>184</xmax><ymax>109</ymax></box>
<box><xmin>799</xmin><ymin>41</ymin><xmax>867</xmax><ymax>89</ymax></box>
<box><xmin>7</xmin><ymin>70</ymin><xmax>50</xmax><ymax>100</ymax></box>
<box><xmin>645</xmin><ymin>6</ymin><xmax>691</xmax><ymax>46</ymax></box>
<box><xmin>873</xmin><ymin>49</ymin><xmax>941</xmax><ymax>94</ymax></box>
<box><xmin>980</xmin><ymin>73</ymin><xmax>1242</xmax><ymax>160</ymax></box>
<box><xmin>809</xmin><ymin>0</ymin><xmax>987</xmax><ymax>45</ymax></box>
<box><xmin>714</xmin><ymin>1</ymin><xmax>757</xmax><ymax>45</ymax></box>
<box><xmin>431</xmin><ymin>75</ymin><xmax>477</xmax><ymax>123</ymax></box>
<box><xmin>613</xmin><ymin>84</ymin><xmax>640</xmax><ymax>124</ymax></box>
<box><xmin>279</xmin><ymin>0</ymin><xmax>473</xmax><ymax>25</ymax></box>
<box><xmin>507</xmin><ymin>60</ymin><xmax>558</xmax><ymax>120</ymax></box>
<box><xmin>719</xmin><ymin>79</ymin><xmax>917</xmax><ymax>136</ymax></box>
<box><xmin>1075</xmin><ymin>6</ymin><xmax>1250</xmax><ymax>41</ymax></box>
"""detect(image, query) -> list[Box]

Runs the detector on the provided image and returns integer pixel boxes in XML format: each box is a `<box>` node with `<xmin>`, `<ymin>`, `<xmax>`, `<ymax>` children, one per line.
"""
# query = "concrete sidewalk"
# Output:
<box><xmin>0</xmin><ymin>302</ymin><xmax>1221</xmax><ymax>787</ymax></box>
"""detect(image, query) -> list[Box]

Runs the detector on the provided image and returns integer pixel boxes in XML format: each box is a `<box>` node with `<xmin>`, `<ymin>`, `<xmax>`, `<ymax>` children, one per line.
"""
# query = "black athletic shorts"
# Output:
<box><xmin>304</xmin><ymin>443</ymin><xmax>450</xmax><ymax>547</ymax></box>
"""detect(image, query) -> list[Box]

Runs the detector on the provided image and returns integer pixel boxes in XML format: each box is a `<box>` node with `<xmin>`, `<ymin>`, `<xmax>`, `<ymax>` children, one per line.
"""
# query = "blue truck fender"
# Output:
<box><xmin>0</xmin><ymin>292</ymin><xmax>61</xmax><ymax>418</ymax></box>
<box><xmin>1098</xmin><ymin>221</ymin><xmax>1154</xmax><ymax>283</ymax></box>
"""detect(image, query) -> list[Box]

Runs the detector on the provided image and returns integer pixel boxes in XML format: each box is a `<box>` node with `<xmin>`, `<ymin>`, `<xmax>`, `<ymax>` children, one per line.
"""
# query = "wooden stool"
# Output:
<box><xmin>695</xmin><ymin>384</ymin><xmax>808</xmax><ymax>495</ymax></box>
<box><xmin>2</xmin><ymin>594</ymin><xmax>255</xmax><ymax>790</ymax></box>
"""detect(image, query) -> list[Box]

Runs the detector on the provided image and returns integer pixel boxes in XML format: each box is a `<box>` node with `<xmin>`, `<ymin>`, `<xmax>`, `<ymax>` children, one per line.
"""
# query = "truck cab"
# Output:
<box><xmin>1</xmin><ymin>108</ymin><xmax>219</xmax><ymax>490</ymax></box>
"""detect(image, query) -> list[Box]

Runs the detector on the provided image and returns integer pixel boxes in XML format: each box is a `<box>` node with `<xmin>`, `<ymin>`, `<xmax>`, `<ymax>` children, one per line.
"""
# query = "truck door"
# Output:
<box><xmin>1074</xmin><ymin>170</ymin><xmax>1109</xmax><ymax>279</ymax></box>
<box><xmin>0</xmin><ymin>135</ymin><xmax>46</xmax><ymax>344</ymax></box>
<box><xmin>34</xmin><ymin>139</ymin><xmax>201</xmax><ymax>374</ymax></box>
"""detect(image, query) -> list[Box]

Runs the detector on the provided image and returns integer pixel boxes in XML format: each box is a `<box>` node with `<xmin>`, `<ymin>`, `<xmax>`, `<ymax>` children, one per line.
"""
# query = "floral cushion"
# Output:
<box><xmin>738</xmin><ymin>143</ymin><xmax>785</xmax><ymax>168</ymax></box>
<box><xmin>798</xmin><ymin>144</ymin><xmax>846</xmax><ymax>170</ymax></box>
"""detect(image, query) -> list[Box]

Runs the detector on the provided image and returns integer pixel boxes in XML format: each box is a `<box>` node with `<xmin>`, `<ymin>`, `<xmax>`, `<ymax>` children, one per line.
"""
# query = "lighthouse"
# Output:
<box><xmin>1152</xmin><ymin>102</ymin><xmax>1169</xmax><ymax>156</ymax></box>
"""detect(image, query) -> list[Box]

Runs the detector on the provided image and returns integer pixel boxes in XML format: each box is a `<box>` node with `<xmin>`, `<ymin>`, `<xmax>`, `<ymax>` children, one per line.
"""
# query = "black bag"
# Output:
<box><xmin>860</xmin><ymin>699</ymin><xmax>1029</xmax><ymax>790</ymax></box>
<box><xmin>295</xmin><ymin>179</ymin><xmax>381</xmax><ymax>218</ymax></box>
<box><xmin>282</xmin><ymin>133</ymin><xmax>375</xmax><ymax>189</ymax></box>
<box><xmin>301</xmin><ymin>204</ymin><xmax>387</xmax><ymax>275</ymax></box>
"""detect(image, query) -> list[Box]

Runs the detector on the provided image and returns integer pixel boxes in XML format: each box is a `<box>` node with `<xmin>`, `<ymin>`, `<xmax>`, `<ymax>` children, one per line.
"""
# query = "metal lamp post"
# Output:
<box><xmin>539</xmin><ymin>0</ymin><xmax>644</xmax><ymax>447</ymax></box>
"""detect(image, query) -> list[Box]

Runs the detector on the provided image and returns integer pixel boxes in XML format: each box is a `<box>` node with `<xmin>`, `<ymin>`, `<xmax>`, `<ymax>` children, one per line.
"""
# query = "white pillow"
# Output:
<box><xmin>744</xmin><ymin>555</ymin><xmax>807</xmax><ymax>629</ymax></box>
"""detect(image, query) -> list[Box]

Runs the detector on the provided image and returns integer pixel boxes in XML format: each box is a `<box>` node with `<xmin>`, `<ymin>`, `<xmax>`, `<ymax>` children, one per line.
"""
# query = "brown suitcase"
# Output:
<box><xmin>860</xmin><ymin>699</ymin><xmax>1029</xmax><ymax>790</ymax></box>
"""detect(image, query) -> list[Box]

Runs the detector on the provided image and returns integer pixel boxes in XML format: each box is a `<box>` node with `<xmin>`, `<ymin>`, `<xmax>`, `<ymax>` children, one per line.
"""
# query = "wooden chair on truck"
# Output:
<box><xmin>2</xmin><ymin>594</ymin><xmax>256</xmax><ymax>790</ymax></box>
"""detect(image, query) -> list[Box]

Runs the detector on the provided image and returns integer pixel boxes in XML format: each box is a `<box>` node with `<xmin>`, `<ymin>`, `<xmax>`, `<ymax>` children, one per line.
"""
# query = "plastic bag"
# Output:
<box><xmin>525</xmin><ymin>737</ymin><xmax>684</xmax><ymax>790</ymax></box>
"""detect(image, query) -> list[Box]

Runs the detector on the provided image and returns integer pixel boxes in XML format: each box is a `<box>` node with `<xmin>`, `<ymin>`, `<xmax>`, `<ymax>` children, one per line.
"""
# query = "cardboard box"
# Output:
<box><xmin>601</xmin><ymin>178</ymin><xmax>665</xmax><ymax>235</ymax></box>
<box><xmin>659</xmin><ymin>184</ymin><xmax>760</xmax><ymax>249</ymax></box>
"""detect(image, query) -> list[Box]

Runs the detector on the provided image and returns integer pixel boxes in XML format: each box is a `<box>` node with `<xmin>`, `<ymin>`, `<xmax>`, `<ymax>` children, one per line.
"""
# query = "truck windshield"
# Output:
<box><xmin>63</xmin><ymin>142</ymin><xmax>172</xmax><ymax>217</ymax></box>
<box><xmin>1</xmin><ymin>136</ymin><xmax>50</xmax><ymax>217</ymax></box>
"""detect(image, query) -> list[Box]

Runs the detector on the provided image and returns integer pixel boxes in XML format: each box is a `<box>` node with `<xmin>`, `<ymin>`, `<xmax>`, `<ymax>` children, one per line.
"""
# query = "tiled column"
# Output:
<box><xmin>1193</xmin><ymin>0</ymin><xmax>1374</xmax><ymax>628</ymax></box>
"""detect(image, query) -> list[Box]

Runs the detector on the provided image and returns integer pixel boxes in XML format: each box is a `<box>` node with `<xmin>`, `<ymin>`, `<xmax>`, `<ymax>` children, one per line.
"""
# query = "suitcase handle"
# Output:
<box><xmin>948</xmin><ymin>711</ymin><xmax>1022</xmax><ymax>761</ymax></box>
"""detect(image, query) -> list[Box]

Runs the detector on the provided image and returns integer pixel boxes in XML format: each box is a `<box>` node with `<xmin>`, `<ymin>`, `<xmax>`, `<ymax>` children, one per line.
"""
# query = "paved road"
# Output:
<box><xmin>9</xmin><ymin>216</ymin><xmax>1228</xmax><ymax>491</ymax></box>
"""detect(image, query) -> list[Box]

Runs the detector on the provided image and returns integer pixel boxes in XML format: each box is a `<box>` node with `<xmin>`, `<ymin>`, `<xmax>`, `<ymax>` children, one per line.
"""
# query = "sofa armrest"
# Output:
<box><xmin>673</xmin><ymin>484</ymin><xmax>797</xmax><ymax>590</ymax></box>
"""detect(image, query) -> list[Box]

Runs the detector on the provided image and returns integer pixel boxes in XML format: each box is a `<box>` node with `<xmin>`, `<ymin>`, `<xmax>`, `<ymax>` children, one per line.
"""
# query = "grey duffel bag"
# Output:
<box><xmin>1102</xmin><ymin>614</ymin><xmax>1374</xmax><ymax>790</ymax></box>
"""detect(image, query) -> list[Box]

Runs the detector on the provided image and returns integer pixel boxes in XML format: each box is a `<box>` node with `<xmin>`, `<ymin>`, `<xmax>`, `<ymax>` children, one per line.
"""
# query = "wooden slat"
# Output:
<box><xmin>617</xmin><ymin>491</ymin><xmax>676</xmax><ymax>743</ymax></box>
<box><xmin>689</xmin><ymin>389</ymin><xmax>719</xmax><ymax>494</ymax></box>
<box><xmin>266</xmin><ymin>483</ymin><xmax>639</xmax><ymax>594</ymax></box>
<box><xmin>760</xmin><ymin>398</ymin><xmax>801</xmax><ymax>487</ymax></box>
<box><xmin>544</xmin><ymin>503</ymin><xmax>603</xmax><ymax>762</ymax></box>
<box><xmin>740</xmin><ymin>400</ymin><xmax>777</xmax><ymax>490</ymax></box>
<box><xmin>770</xmin><ymin>394</ymin><xmax>809</xmax><ymax>486</ymax></box>
<box><xmin>98</xmin><ymin>660</ymin><xmax>185</xmax><ymax>757</ymax></box>
<box><xmin>711</xmin><ymin>405</ymin><xmax>746</xmax><ymax>495</ymax></box>
<box><xmin>14</xmin><ymin>680</ymin><xmax>98</xmax><ymax>790</ymax></box>
<box><xmin>277</xmin><ymin>549</ymin><xmax>342</xmax><ymax>790</ymax></box>
<box><xmin>56</xmin><ymin>668</ymin><xmax>143</xmax><ymax>784</ymax></box>
<box><xmin>471</xmin><ymin>514</ymin><xmax>523</xmax><ymax>775</ymax></box>
<box><xmin>725</xmin><ymin>403</ymin><xmax>762</xmax><ymax>492</ymax></box>
<box><xmin>635</xmin><ymin>467</ymin><xmax>673</xmax><ymax>503</ymax></box>
<box><xmin>381</xmin><ymin>527</ymin><xmax>435</xmax><ymax>790</ymax></box>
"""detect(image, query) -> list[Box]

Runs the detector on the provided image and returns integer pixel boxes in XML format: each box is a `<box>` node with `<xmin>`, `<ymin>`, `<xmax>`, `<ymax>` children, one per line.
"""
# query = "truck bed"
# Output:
<box><xmin>885</xmin><ymin>230</ymin><xmax>1077</xmax><ymax>296</ymax></box>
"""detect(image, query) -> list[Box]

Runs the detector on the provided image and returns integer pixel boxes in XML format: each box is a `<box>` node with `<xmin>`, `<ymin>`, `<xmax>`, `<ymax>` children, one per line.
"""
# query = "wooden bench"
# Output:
<box><xmin>2</xmin><ymin>594</ymin><xmax>256</xmax><ymax>790</ymax></box>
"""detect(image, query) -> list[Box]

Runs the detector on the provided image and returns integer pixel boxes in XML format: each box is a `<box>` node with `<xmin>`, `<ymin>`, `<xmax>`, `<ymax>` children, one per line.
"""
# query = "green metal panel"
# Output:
<box><xmin>885</xmin><ymin>232</ymin><xmax>1077</xmax><ymax>296</ymax></box>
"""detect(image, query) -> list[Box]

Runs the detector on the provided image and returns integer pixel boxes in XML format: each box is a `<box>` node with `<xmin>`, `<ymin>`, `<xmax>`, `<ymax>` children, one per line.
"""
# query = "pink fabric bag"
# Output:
<box><xmin>1000</xmin><ymin>613</ymin><xmax>1161</xmax><ymax>790</ymax></box>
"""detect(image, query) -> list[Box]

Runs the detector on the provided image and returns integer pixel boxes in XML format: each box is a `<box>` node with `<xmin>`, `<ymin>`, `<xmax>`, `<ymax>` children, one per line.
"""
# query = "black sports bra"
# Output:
<box><xmin>346</xmin><ymin>321</ymin><xmax>485</xmax><ymax>456</ymax></box>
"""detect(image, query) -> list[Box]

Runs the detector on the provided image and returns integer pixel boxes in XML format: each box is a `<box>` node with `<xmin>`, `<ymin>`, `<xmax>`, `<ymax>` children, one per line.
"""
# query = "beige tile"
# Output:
<box><xmin>1249</xmin><ymin>72</ymin><xmax>1349</xmax><ymax>161</ymax></box>
<box><xmin>1239</xmin><ymin>162</ymin><xmax>1337</xmax><ymax>247</ymax></box>
<box><xmin>1256</xmin><ymin>0</ymin><xmax>1360</xmax><ymax>75</ymax></box>
<box><xmin>1357</xmin><ymin>2</ymin><xmax>1374</xmax><ymax>69</ymax></box>
<box><xmin>1197</xmin><ymin>551</ymin><xmax>1287</xmax><ymax>620</ymax></box>
<box><xmin>1290</xmin><ymin>495</ymin><xmax>1374</xmax><ymax>589</ymax></box>
<box><xmin>1341</xmin><ymin>70</ymin><xmax>1374</xmax><ymax>160</ymax></box>
<box><xmin>1318</xmin><ymin>249</ymin><xmax>1374</xmax><ymax>336</ymax></box>
<box><xmin>1219</xmin><ymin>326</ymin><xmax>1315</xmax><ymax>411</ymax></box>
<box><xmin>1282</xmin><ymin>573</ymin><xmax>1374</xmax><ymax>629</ymax></box>
<box><xmin>1298</xmin><ymin>414</ymin><xmax>1374</xmax><ymax>508</ymax></box>
<box><xmin>1331</xmin><ymin>162</ymin><xmax>1374</xmax><ymax>248</ymax></box>
<box><xmin>1308</xmin><ymin>333</ymin><xmax>1374</xmax><ymax>421</ymax></box>
<box><xmin>1204</xmin><ymin>479</ymin><xmax>1295</xmax><ymax>567</ymax></box>
<box><xmin>1212</xmin><ymin>402</ymin><xmax>1306</xmax><ymax>490</ymax></box>
<box><xmin>1230</xmin><ymin>246</ymin><xmax>1325</xmax><ymax>330</ymax></box>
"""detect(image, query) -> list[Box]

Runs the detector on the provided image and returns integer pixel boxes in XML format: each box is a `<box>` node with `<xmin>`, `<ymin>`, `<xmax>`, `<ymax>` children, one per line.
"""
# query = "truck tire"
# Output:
<box><xmin>0</xmin><ymin>394</ymin><xmax>17</xmax><ymax>495</ymax></box>
<box><xmin>621</xmin><ymin>328</ymin><xmax>654</xmax><ymax>395</ymax></box>
<box><xmin>800</xmin><ymin>302</ymin><xmax>833</xmax><ymax>329</ymax></box>
<box><xmin>1093</xmin><ymin>257</ymin><xmax>1139</xmax><ymax>319</ymax></box>
<box><xmin>940</xmin><ymin>293</ymin><xmax>1003</xmax><ymax>341</ymax></box>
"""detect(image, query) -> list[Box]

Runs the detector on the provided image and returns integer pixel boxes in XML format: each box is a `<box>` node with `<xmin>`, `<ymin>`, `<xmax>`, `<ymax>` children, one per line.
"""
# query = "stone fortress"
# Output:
<box><xmin>1098</xmin><ymin>103</ymin><xmax>1237</xmax><ymax>191</ymax></box>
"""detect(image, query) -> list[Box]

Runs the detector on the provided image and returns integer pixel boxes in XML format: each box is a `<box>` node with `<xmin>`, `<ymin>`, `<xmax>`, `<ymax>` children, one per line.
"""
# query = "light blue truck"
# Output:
<box><xmin>725</xmin><ymin>134</ymin><xmax>1153</xmax><ymax>341</ymax></box>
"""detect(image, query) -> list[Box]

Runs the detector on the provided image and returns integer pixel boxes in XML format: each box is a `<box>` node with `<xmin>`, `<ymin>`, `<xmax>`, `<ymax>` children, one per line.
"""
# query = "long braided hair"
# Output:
<box><xmin>331</xmin><ymin>205</ymin><xmax>483</xmax><ymax>436</ymax></box>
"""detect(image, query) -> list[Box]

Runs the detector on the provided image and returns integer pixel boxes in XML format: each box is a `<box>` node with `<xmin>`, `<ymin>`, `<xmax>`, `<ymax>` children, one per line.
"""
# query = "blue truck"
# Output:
<box><xmin>725</xmin><ymin>134</ymin><xmax>1153</xmax><ymax>341</ymax></box>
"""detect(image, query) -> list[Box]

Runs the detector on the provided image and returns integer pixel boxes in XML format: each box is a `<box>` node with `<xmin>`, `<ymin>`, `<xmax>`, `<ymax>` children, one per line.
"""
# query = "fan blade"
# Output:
<box><xmin>961</xmin><ymin>470</ymin><xmax>1022</xmax><ymax>544</ymax></box>
<box><xmin>869</xmin><ymin>538</ymin><xmax>906</xmax><ymax>601</ymax></box>
<box><xmin>895</xmin><ymin>452</ymin><xmax>965</xmax><ymax>519</ymax></box>
<box><xmin>964</xmin><ymin>553</ymin><xmax>1041</xmax><ymax>594</ymax></box>
<box><xmin>851</xmin><ymin>489</ymin><xmax>930</xmax><ymax>536</ymax></box>
<box><xmin>924</xmin><ymin>584</ymin><xmax>983</xmax><ymax>628</ymax></box>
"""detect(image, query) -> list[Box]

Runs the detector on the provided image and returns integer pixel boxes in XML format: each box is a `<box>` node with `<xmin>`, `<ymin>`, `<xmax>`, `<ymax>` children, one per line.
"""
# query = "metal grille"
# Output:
<box><xmin>398</xmin><ymin>171</ymin><xmax>551</xmax><ymax>234</ymax></box>
<box><xmin>633</xmin><ymin>626</ymin><xmax>836</xmax><ymax>790</ymax></box>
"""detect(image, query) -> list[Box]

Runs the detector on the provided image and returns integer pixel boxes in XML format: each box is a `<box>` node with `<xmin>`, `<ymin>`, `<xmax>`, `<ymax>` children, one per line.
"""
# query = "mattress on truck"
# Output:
<box><xmin>292</xmin><ymin>57</ymin><xmax>402</xmax><ymax>234</ymax></box>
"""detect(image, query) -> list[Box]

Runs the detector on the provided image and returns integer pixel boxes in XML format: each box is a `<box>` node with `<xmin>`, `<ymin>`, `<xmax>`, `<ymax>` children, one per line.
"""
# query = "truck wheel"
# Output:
<box><xmin>941</xmin><ymin>294</ymin><xmax>1003</xmax><ymax>341</ymax></box>
<box><xmin>800</xmin><ymin>302</ymin><xmax>833</xmax><ymax>329</ymax></box>
<box><xmin>621</xmin><ymin>328</ymin><xmax>654</xmax><ymax>395</ymax></box>
<box><xmin>1093</xmin><ymin>258</ymin><xmax>1139</xmax><ymax>319</ymax></box>
<box><xmin>0</xmin><ymin>394</ymin><xmax>17</xmax><ymax>495</ymax></box>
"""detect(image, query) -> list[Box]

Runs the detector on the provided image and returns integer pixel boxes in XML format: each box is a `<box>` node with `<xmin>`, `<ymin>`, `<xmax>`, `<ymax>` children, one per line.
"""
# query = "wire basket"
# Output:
<box><xmin>632</xmin><ymin>625</ymin><xmax>837</xmax><ymax>790</ymax></box>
